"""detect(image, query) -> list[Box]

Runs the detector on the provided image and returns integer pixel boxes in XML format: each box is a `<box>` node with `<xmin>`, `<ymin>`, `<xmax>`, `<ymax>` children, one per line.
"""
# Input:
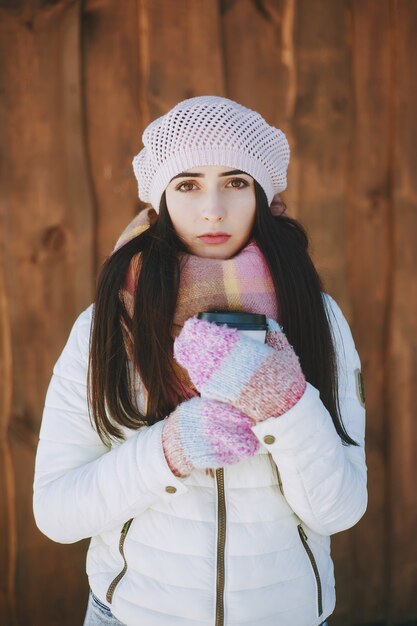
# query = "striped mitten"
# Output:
<box><xmin>162</xmin><ymin>397</ymin><xmax>259</xmax><ymax>477</ymax></box>
<box><xmin>174</xmin><ymin>317</ymin><xmax>306</xmax><ymax>423</ymax></box>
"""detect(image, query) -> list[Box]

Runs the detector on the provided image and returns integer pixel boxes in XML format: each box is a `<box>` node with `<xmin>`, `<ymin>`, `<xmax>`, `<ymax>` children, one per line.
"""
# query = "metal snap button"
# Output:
<box><xmin>165</xmin><ymin>485</ymin><xmax>177</xmax><ymax>494</ymax></box>
<box><xmin>263</xmin><ymin>435</ymin><xmax>275</xmax><ymax>445</ymax></box>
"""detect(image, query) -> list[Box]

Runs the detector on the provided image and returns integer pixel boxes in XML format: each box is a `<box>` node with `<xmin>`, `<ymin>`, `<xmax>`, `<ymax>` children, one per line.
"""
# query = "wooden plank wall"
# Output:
<box><xmin>0</xmin><ymin>1</ymin><xmax>416</xmax><ymax>624</ymax></box>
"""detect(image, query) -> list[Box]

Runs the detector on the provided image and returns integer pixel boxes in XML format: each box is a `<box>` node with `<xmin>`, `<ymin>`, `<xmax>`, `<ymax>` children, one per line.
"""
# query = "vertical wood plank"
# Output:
<box><xmin>137</xmin><ymin>0</ymin><xmax>225</xmax><ymax>122</ymax></box>
<box><xmin>388</xmin><ymin>0</ymin><xmax>417</xmax><ymax>620</ymax></box>
<box><xmin>0</xmin><ymin>1</ymin><xmax>95</xmax><ymax>428</ymax></box>
<box><xmin>221</xmin><ymin>0</ymin><xmax>295</xmax><ymax>123</ymax></box>
<box><xmin>345</xmin><ymin>1</ymin><xmax>392</xmax><ymax>622</ymax></box>
<box><xmin>292</xmin><ymin>0</ymin><xmax>352</xmax><ymax>305</ymax></box>
<box><xmin>0</xmin><ymin>224</ymin><xmax>17</xmax><ymax>626</ymax></box>
<box><xmin>0</xmin><ymin>2</ymin><xmax>94</xmax><ymax>624</ymax></box>
<box><xmin>82</xmin><ymin>0</ymin><xmax>143</xmax><ymax>262</ymax></box>
<box><xmin>221</xmin><ymin>0</ymin><xmax>299</xmax><ymax>215</ymax></box>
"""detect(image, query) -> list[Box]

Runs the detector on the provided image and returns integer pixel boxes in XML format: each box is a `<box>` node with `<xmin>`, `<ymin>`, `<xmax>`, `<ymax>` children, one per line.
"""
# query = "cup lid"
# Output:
<box><xmin>197</xmin><ymin>310</ymin><xmax>268</xmax><ymax>330</ymax></box>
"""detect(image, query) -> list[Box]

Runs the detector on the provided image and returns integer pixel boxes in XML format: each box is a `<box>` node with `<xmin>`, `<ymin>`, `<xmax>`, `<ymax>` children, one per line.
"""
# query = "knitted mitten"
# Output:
<box><xmin>174</xmin><ymin>317</ymin><xmax>306</xmax><ymax>423</ymax></box>
<box><xmin>162</xmin><ymin>396</ymin><xmax>259</xmax><ymax>477</ymax></box>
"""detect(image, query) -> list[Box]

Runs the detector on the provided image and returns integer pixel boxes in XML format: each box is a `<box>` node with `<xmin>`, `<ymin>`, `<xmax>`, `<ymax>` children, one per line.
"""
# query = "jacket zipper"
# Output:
<box><xmin>106</xmin><ymin>519</ymin><xmax>133</xmax><ymax>604</ymax></box>
<box><xmin>297</xmin><ymin>524</ymin><xmax>323</xmax><ymax>617</ymax></box>
<box><xmin>215</xmin><ymin>468</ymin><xmax>226</xmax><ymax>626</ymax></box>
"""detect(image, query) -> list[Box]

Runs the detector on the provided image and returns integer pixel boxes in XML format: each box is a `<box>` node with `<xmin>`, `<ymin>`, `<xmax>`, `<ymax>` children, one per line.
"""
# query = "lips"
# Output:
<box><xmin>198</xmin><ymin>232</ymin><xmax>231</xmax><ymax>245</ymax></box>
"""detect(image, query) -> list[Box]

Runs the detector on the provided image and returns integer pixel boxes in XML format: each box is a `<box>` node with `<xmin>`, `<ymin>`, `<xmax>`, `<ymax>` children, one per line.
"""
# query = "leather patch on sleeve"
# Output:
<box><xmin>355</xmin><ymin>368</ymin><xmax>366</xmax><ymax>408</ymax></box>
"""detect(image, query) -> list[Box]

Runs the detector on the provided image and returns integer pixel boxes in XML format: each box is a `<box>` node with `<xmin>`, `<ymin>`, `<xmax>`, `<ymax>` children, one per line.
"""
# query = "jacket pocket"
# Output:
<box><xmin>106</xmin><ymin>519</ymin><xmax>133</xmax><ymax>604</ymax></box>
<box><xmin>297</xmin><ymin>524</ymin><xmax>323</xmax><ymax>617</ymax></box>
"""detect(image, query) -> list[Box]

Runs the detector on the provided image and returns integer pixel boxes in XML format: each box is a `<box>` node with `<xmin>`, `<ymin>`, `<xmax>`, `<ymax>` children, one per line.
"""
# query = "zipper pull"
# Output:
<box><xmin>298</xmin><ymin>524</ymin><xmax>308</xmax><ymax>542</ymax></box>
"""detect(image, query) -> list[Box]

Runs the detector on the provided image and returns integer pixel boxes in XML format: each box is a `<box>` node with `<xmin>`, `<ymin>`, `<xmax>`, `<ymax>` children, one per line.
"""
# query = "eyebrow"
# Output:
<box><xmin>170</xmin><ymin>169</ymin><xmax>248</xmax><ymax>181</ymax></box>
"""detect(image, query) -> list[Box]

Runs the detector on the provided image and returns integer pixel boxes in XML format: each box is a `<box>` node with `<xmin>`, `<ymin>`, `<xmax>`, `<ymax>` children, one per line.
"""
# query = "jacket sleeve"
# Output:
<box><xmin>252</xmin><ymin>293</ymin><xmax>367</xmax><ymax>536</ymax></box>
<box><xmin>33</xmin><ymin>305</ymin><xmax>187</xmax><ymax>544</ymax></box>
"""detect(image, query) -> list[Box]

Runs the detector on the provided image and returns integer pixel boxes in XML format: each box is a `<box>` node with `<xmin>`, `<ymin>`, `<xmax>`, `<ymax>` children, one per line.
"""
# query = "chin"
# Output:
<box><xmin>195</xmin><ymin>243</ymin><xmax>240</xmax><ymax>260</ymax></box>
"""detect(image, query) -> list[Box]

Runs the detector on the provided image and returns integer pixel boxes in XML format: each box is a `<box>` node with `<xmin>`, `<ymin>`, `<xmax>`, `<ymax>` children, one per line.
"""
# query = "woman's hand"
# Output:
<box><xmin>174</xmin><ymin>317</ymin><xmax>306</xmax><ymax>423</ymax></box>
<box><xmin>162</xmin><ymin>397</ymin><xmax>259</xmax><ymax>477</ymax></box>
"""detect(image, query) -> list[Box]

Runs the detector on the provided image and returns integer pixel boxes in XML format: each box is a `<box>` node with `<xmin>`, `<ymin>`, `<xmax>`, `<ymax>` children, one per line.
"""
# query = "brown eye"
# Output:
<box><xmin>227</xmin><ymin>178</ymin><xmax>249</xmax><ymax>189</ymax></box>
<box><xmin>176</xmin><ymin>181</ymin><xmax>198</xmax><ymax>192</ymax></box>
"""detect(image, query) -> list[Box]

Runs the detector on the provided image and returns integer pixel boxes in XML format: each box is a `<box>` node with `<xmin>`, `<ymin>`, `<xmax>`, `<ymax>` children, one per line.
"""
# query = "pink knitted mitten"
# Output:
<box><xmin>162</xmin><ymin>397</ymin><xmax>259</xmax><ymax>477</ymax></box>
<box><xmin>174</xmin><ymin>317</ymin><xmax>306</xmax><ymax>423</ymax></box>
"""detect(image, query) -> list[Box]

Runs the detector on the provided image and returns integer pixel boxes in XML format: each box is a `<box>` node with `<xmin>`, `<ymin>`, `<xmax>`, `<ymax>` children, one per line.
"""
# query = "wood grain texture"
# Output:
<box><xmin>0</xmin><ymin>2</ymin><xmax>94</xmax><ymax>624</ymax></box>
<box><xmin>293</xmin><ymin>0</ymin><xmax>352</xmax><ymax>306</ymax></box>
<box><xmin>83</xmin><ymin>0</ymin><xmax>143</xmax><ymax>263</ymax></box>
<box><xmin>341</xmin><ymin>2</ymin><xmax>392</xmax><ymax>622</ymax></box>
<box><xmin>137</xmin><ymin>0</ymin><xmax>225</xmax><ymax>122</ymax></box>
<box><xmin>0</xmin><ymin>212</ymin><xmax>17</xmax><ymax>626</ymax></box>
<box><xmin>221</xmin><ymin>0</ymin><xmax>299</xmax><ymax>215</ymax></box>
<box><xmin>0</xmin><ymin>1</ymin><xmax>94</xmax><ymax>427</ymax></box>
<box><xmin>221</xmin><ymin>0</ymin><xmax>294</xmax><ymax>122</ymax></box>
<box><xmin>388</xmin><ymin>0</ymin><xmax>417</xmax><ymax>620</ymax></box>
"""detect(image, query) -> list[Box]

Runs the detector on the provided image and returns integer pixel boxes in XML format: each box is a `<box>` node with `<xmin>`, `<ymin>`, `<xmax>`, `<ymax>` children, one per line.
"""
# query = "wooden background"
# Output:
<box><xmin>1</xmin><ymin>1</ymin><xmax>416</xmax><ymax>624</ymax></box>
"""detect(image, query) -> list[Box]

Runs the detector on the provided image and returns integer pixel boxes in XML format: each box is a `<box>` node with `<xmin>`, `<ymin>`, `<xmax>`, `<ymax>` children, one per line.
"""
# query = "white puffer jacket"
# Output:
<box><xmin>33</xmin><ymin>294</ymin><xmax>367</xmax><ymax>626</ymax></box>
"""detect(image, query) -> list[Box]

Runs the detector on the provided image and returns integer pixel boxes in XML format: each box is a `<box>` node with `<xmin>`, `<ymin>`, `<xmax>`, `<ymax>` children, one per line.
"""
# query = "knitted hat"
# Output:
<box><xmin>132</xmin><ymin>95</ymin><xmax>290</xmax><ymax>212</ymax></box>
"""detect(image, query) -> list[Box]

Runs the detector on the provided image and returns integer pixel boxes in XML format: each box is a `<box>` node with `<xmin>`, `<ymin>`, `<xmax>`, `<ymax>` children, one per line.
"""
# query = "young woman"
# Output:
<box><xmin>33</xmin><ymin>96</ymin><xmax>367</xmax><ymax>626</ymax></box>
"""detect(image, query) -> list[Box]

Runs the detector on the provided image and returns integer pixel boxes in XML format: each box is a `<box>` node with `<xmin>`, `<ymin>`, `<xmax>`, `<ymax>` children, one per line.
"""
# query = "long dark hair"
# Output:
<box><xmin>88</xmin><ymin>183</ymin><xmax>357</xmax><ymax>446</ymax></box>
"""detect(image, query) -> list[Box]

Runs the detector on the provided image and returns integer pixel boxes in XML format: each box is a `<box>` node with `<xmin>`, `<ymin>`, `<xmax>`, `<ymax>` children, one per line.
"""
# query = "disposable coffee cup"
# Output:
<box><xmin>197</xmin><ymin>311</ymin><xmax>267</xmax><ymax>343</ymax></box>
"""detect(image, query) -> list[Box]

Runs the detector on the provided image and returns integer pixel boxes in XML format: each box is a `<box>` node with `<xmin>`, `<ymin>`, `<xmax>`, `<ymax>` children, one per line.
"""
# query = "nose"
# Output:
<box><xmin>201</xmin><ymin>192</ymin><xmax>225</xmax><ymax>222</ymax></box>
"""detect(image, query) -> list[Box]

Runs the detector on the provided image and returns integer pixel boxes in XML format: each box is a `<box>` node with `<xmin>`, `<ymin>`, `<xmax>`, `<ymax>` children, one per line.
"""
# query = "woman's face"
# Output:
<box><xmin>165</xmin><ymin>165</ymin><xmax>256</xmax><ymax>259</ymax></box>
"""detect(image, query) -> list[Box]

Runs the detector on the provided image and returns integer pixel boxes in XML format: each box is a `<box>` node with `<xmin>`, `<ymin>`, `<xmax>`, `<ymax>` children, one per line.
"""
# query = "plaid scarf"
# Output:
<box><xmin>115</xmin><ymin>209</ymin><xmax>279</xmax><ymax>400</ymax></box>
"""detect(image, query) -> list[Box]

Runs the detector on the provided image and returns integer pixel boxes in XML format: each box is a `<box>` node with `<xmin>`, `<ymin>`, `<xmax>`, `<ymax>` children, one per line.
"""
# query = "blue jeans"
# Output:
<box><xmin>83</xmin><ymin>590</ymin><xmax>329</xmax><ymax>625</ymax></box>
<box><xmin>83</xmin><ymin>591</ymin><xmax>126</xmax><ymax>626</ymax></box>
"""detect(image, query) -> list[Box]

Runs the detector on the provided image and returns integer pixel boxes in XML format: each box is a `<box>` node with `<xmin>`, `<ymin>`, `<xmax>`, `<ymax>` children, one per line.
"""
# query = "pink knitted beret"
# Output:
<box><xmin>132</xmin><ymin>95</ymin><xmax>290</xmax><ymax>213</ymax></box>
